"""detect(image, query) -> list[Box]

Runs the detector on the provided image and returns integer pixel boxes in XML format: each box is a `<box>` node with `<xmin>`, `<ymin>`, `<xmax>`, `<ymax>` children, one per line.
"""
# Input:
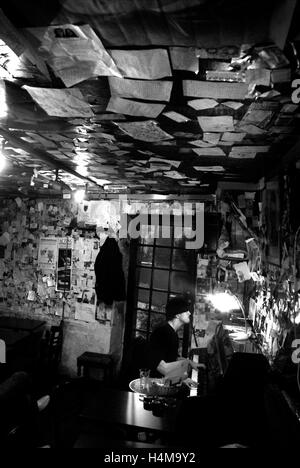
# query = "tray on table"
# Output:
<box><xmin>129</xmin><ymin>378</ymin><xmax>182</xmax><ymax>396</ymax></box>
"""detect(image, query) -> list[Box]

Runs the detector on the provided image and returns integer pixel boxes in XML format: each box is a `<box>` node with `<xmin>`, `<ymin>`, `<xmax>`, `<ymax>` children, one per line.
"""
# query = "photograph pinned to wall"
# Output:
<box><xmin>72</xmin><ymin>237</ymin><xmax>85</xmax><ymax>270</ymax></box>
<box><xmin>75</xmin><ymin>288</ymin><xmax>96</xmax><ymax>322</ymax></box>
<box><xmin>83</xmin><ymin>238</ymin><xmax>99</xmax><ymax>267</ymax></box>
<box><xmin>38</xmin><ymin>237</ymin><xmax>57</xmax><ymax>269</ymax></box>
<box><xmin>96</xmin><ymin>302</ymin><xmax>112</xmax><ymax>325</ymax></box>
<box><xmin>72</xmin><ymin>238</ymin><xmax>99</xmax><ymax>270</ymax></box>
<box><xmin>42</xmin><ymin>270</ymin><xmax>56</xmax><ymax>288</ymax></box>
<box><xmin>56</xmin><ymin>237</ymin><xmax>73</xmax><ymax>292</ymax></box>
<box><xmin>81</xmin><ymin>288</ymin><xmax>96</xmax><ymax>306</ymax></box>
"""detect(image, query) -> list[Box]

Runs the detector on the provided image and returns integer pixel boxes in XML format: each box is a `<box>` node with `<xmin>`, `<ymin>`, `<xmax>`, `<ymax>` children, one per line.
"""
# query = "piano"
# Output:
<box><xmin>189</xmin><ymin>322</ymin><xmax>242</xmax><ymax>397</ymax></box>
<box><xmin>190</xmin><ymin>349</ymin><xmax>209</xmax><ymax>397</ymax></box>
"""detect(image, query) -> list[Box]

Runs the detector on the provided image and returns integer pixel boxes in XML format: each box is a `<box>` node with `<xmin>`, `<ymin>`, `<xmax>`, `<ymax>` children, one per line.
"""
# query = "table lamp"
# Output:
<box><xmin>206</xmin><ymin>290</ymin><xmax>249</xmax><ymax>340</ymax></box>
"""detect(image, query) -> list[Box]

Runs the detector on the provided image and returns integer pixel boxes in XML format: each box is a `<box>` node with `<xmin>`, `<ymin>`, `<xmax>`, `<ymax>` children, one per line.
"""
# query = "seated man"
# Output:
<box><xmin>147</xmin><ymin>296</ymin><xmax>204</xmax><ymax>385</ymax></box>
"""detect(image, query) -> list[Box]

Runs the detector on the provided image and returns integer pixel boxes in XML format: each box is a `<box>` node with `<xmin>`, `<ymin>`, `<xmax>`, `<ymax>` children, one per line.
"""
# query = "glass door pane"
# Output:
<box><xmin>152</xmin><ymin>269</ymin><xmax>169</xmax><ymax>291</ymax></box>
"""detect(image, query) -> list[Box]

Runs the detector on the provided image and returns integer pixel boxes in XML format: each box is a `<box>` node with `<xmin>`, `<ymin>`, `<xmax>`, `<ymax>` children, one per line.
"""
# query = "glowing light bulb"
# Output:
<box><xmin>74</xmin><ymin>189</ymin><xmax>85</xmax><ymax>203</ymax></box>
<box><xmin>206</xmin><ymin>292</ymin><xmax>240</xmax><ymax>313</ymax></box>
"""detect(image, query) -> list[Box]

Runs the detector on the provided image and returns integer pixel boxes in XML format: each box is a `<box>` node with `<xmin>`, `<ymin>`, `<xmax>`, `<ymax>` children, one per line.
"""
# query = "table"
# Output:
<box><xmin>80</xmin><ymin>387</ymin><xmax>180</xmax><ymax>435</ymax></box>
<box><xmin>0</xmin><ymin>317</ymin><xmax>46</xmax><ymax>333</ymax></box>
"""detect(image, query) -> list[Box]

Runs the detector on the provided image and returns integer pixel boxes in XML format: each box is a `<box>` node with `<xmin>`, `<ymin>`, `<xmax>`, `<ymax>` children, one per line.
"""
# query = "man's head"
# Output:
<box><xmin>166</xmin><ymin>296</ymin><xmax>191</xmax><ymax>324</ymax></box>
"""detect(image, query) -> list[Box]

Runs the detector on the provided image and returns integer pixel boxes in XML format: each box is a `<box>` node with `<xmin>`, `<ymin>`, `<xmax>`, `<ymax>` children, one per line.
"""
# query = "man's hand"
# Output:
<box><xmin>182</xmin><ymin>377</ymin><xmax>198</xmax><ymax>389</ymax></box>
<box><xmin>189</xmin><ymin>360</ymin><xmax>206</xmax><ymax>371</ymax></box>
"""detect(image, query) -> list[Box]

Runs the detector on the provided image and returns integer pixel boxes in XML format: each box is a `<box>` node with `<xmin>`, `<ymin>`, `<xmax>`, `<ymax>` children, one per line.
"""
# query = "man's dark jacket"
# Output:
<box><xmin>94</xmin><ymin>237</ymin><xmax>126</xmax><ymax>305</ymax></box>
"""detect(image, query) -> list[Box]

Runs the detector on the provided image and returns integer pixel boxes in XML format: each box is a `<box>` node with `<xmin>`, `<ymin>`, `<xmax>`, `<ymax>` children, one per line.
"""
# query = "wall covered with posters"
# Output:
<box><xmin>0</xmin><ymin>196</ymin><xmax>129</xmax><ymax>376</ymax></box>
<box><xmin>191</xmin><ymin>178</ymin><xmax>300</xmax><ymax>395</ymax></box>
<box><xmin>0</xmin><ymin>196</ymin><xmax>207</xmax><ymax>375</ymax></box>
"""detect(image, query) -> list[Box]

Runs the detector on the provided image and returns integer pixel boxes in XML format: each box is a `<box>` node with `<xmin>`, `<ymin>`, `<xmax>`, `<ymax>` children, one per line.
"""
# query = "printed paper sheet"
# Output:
<box><xmin>37</xmin><ymin>24</ymin><xmax>121</xmax><ymax>86</ymax></box>
<box><xmin>169</xmin><ymin>47</ymin><xmax>199</xmax><ymax>73</ymax></box>
<box><xmin>107</xmin><ymin>97</ymin><xmax>165</xmax><ymax>118</ymax></box>
<box><xmin>23</xmin><ymin>86</ymin><xmax>93</xmax><ymax>118</ymax></box>
<box><xmin>183</xmin><ymin>80</ymin><xmax>249</xmax><ymax>100</ymax></box>
<box><xmin>197</xmin><ymin>116</ymin><xmax>234</xmax><ymax>132</ymax></box>
<box><xmin>108</xmin><ymin>77</ymin><xmax>173</xmax><ymax>101</ymax></box>
<box><xmin>38</xmin><ymin>237</ymin><xmax>57</xmax><ymax>270</ymax></box>
<box><xmin>109</xmin><ymin>49</ymin><xmax>172</xmax><ymax>79</ymax></box>
<box><xmin>117</xmin><ymin>120</ymin><xmax>173</xmax><ymax>142</ymax></box>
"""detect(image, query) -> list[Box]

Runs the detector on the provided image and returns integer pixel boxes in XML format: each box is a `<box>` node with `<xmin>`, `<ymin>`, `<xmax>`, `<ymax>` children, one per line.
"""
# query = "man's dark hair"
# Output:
<box><xmin>166</xmin><ymin>296</ymin><xmax>190</xmax><ymax>321</ymax></box>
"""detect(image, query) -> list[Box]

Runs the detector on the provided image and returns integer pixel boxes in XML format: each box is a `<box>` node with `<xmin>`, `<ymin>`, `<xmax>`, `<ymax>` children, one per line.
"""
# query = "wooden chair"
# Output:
<box><xmin>47</xmin><ymin>325</ymin><xmax>63</xmax><ymax>370</ymax></box>
<box><xmin>38</xmin><ymin>324</ymin><xmax>64</xmax><ymax>387</ymax></box>
<box><xmin>77</xmin><ymin>352</ymin><xmax>114</xmax><ymax>383</ymax></box>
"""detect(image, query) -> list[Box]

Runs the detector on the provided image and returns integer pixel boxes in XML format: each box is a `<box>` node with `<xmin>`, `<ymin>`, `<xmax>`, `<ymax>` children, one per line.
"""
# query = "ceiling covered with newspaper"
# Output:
<box><xmin>0</xmin><ymin>0</ymin><xmax>299</xmax><ymax>198</ymax></box>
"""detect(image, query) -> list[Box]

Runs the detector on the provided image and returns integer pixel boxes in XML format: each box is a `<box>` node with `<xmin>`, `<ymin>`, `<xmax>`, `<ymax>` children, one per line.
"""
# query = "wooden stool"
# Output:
<box><xmin>77</xmin><ymin>352</ymin><xmax>113</xmax><ymax>382</ymax></box>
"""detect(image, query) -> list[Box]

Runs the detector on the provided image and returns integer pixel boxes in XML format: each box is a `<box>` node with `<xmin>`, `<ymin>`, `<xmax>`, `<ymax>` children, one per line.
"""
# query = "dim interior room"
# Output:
<box><xmin>0</xmin><ymin>0</ymin><xmax>300</xmax><ymax>449</ymax></box>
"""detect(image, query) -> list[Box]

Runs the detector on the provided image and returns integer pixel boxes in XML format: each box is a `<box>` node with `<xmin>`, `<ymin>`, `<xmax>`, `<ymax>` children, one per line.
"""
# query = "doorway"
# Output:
<box><xmin>123</xmin><ymin>215</ymin><xmax>197</xmax><ymax>359</ymax></box>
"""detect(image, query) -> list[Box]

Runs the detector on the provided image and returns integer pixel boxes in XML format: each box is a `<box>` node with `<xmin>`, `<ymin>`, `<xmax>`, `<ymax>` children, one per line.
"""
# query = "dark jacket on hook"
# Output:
<box><xmin>94</xmin><ymin>237</ymin><xmax>126</xmax><ymax>306</ymax></box>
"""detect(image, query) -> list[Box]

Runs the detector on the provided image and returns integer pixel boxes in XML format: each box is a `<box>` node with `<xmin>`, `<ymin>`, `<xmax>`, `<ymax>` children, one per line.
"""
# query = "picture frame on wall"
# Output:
<box><xmin>262</xmin><ymin>177</ymin><xmax>281</xmax><ymax>266</ymax></box>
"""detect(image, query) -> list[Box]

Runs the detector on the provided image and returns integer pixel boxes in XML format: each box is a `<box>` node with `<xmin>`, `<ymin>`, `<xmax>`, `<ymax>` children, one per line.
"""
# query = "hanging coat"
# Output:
<box><xmin>94</xmin><ymin>237</ymin><xmax>126</xmax><ymax>306</ymax></box>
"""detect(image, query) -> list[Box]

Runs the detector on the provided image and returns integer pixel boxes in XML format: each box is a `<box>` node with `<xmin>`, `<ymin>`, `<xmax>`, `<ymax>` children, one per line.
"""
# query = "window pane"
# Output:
<box><xmin>140</xmin><ymin>225</ymin><xmax>157</xmax><ymax>245</ymax></box>
<box><xmin>137</xmin><ymin>246</ymin><xmax>153</xmax><ymax>266</ymax></box>
<box><xmin>155</xmin><ymin>225</ymin><xmax>173</xmax><ymax>246</ymax></box>
<box><xmin>173</xmin><ymin>237</ymin><xmax>185</xmax><ymax>248</ymax></box>
<box><xmin>137</xmin><ymin>288</ymin><xmax>149</xmax><ymax>309</ymax></box>
<box><xmin>172</xmin><ymin>249</ymin><xmax>195</xmax><ymax>271</ymax></box>
<box><xmin>153</xmin><ymin>269</ymin><xmax>169</xmax><ymax>291</ymax></box>
<box><xmin>150</xmin><ymin>312</ymin><xmax>165</xmax><ymax>331</ymax></box>
<box><xmin>136</xmin><ymin>310</ymin><xmax>148</xmax><ymax>331</ymax></box>
<box><xmin>154</xmin><ymin>247</ymin><xmax>171</xmax><ymax>268</ymax></box>
<box><xmin>174</xmin><ymin>225</ymin><xmax>195</xmax><ymax>248</ymax></box>
<box><xmin>170</xmin><ymin>271</ymin><xmax>194</xmax><ymax>294</ymax></box>
<box><xmin>151</xmin><ymin>291</ymin><xmax>168</xmax><ymax>313</ymax></box>
<box><xmin>137</xmin><ymin>267</ymin><xmax>151</xmax><ymax>288</ymax></box>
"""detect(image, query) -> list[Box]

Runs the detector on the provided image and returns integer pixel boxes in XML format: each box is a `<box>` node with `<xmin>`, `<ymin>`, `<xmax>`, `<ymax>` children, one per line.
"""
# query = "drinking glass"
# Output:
<box><xmin>139</xmin><ymin>368</ymin><xmax>150</xmax><ymax>393</ymax></box>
